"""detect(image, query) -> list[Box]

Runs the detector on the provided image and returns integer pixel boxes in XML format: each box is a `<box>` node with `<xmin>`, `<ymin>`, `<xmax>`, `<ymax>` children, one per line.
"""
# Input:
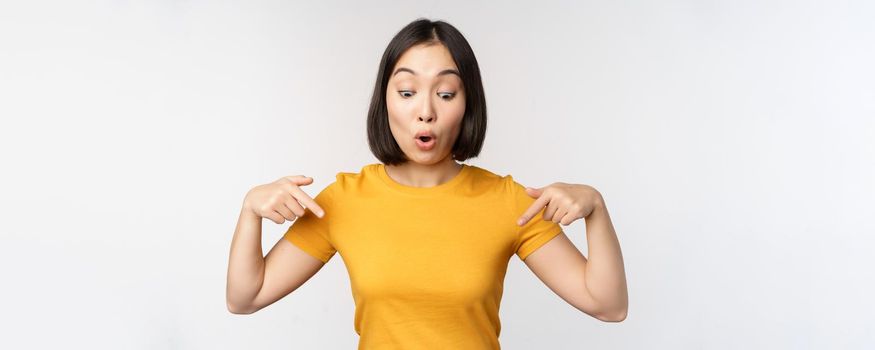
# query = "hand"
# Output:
<box><xmin>243</xmin><ymin>175</ymin><xmax>325</xmax><ymax>224</ymax></box>
<box><xmin>517</xmin><ymin>182</ymin><xmax>603</xmax><ymax>226</ymax></box>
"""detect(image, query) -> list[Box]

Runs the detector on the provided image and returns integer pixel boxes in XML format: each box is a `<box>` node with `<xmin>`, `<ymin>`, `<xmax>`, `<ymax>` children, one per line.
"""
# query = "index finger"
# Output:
<box><xmin>517</xmin><ymin>193</ymin><xmax>550</xmax><ymax>226</ymax></box>
<box><xmin>288</xmin><ymin>185</ymin><xmax>325</xmax><ymax>218</ymax></box>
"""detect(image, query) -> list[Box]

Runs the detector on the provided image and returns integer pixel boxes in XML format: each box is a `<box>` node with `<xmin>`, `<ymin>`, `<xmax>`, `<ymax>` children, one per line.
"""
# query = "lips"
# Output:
<box><xmin>414</xmin><ymin>130</ymin><xmax>435</xmax><ymax>142</ymax></box>
<box><xmin>414</xmin><ymin>130</ymin><xmax>436</xmax><ymax>151</ymax></box>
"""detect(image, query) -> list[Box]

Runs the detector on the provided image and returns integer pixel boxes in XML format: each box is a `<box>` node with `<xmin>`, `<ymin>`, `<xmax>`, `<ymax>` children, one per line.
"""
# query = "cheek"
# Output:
<box><xmin>450</xmin><ymin>92</ymin><xmax>466</xmax><ymax>114</ymax></box>
<box><xmin>450</xmin><ymin>102</ymin><xmax>465</xmax><ymax>118</ymax></box>
<box><xmin>386</xmin><ymin>114</ymin><xmax>402</xmax><ymax>140</ymax></box>
<box><xmin>443</xmin><ymin>98</ymin><xmax>466</xmax><ymax>124</ymax></box>
<box><xmin>385</xmin><ymin>95</ymin><xmax>404</xmax><ymax>129</ymax></box>
<box><xmin>385</xmin><ymin>93</ymin><xmax>398</xmax><ymax>116</ymax></box>
<box><xmin>385</xmin><ymin>94</ymin><xmax>413</xmax><ymax>124</ymax></box>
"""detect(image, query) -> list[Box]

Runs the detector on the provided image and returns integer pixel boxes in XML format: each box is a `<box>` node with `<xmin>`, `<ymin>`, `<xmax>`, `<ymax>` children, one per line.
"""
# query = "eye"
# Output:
<box><xmin>398</xmin><ymin>90</ymin><xmax>414</xmax><ymax>98</ymax></box>
<box><xmin>438</xmin><ymin>92</ymin><xmax>456</xmax><ymax>100</ymax></box>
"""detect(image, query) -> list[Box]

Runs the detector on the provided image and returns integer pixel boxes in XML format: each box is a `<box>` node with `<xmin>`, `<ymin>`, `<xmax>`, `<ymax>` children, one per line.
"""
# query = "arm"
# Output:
<box><xmin>523</xmin><ymin>195</ymin><xmax>628</xmax><ymax>322</ymax></box>
<box><xmin>225</xmin><ymin>205</ymin><xmax>325</xmax><ymax>314</ymax></box>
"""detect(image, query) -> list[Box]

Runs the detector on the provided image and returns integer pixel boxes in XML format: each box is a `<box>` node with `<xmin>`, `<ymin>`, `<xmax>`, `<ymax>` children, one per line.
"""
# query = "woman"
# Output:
<box><xmin>227</xmin><ymin>18</ymin><xmax>628</xmax><ymax>349</ymax></box>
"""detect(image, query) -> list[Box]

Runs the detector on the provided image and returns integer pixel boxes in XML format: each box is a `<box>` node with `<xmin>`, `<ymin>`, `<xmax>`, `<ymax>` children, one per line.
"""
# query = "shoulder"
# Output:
<box><xmin>469</xmin><ymin>166</ymin><xmax>536</xmax><ymax>211</ymax></box>
<box><xmin>464</xmin><ymin>165</ymin><xmax>531</xmax><ymax>218</ymax></box>
<box><xmin>465</xmin><ymin>164</ymin><xmax>524</xmax><ymax>195</ymax></box>
<box><xmin>327</xmin><ymin>163</ymin><xmax>381</xmax><ymax>195</ymax></box>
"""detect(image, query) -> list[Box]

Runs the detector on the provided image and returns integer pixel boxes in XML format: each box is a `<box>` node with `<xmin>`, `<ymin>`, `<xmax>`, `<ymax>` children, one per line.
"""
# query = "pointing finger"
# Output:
<box><xmin>288</xmin><ymin>185</ymin><xmax>325</xmax><ymax>218</ymax></box>
<box><xmin>517</xmin><ymin>191</ymin><xmax>551</xmax><ymax>226</ymax></box>
<box><xmin>283</xmin><ymin>175</ymin><xmax>314</xmax><ymax>184</ymax></box>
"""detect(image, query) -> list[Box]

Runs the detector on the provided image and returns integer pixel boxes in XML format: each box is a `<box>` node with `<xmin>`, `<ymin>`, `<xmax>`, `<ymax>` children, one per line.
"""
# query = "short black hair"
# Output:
<box><xmin>367</xmin><ymin>18</ymin><xmax>487</xmax><ymax>165</ymax></box>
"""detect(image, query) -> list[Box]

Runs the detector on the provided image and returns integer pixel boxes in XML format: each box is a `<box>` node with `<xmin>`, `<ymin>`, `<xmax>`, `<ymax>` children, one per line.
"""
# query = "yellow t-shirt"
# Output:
<box><xmin>284</xmin><ymin>163</ymin><xmax>563</xmax><ymax>349</ymax></box>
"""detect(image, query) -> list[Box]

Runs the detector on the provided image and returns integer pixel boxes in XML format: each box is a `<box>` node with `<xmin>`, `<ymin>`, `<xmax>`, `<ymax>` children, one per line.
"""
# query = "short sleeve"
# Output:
<box><xmin>283</xmin><ymin>182</ymin><xmax>337</xmax><ymax>263</ymax></box>
<box><xmin>509</xmin><ymin>177</ymin><xmax>564</xmax><ymax>261</ymax></box>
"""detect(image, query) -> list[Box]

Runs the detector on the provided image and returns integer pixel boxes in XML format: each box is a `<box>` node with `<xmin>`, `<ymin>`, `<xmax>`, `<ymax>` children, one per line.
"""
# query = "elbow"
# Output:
<box><xmin>594</xmin><ymin>290</ymin><xmax>628</xmax><ymax>322</ymax></box>
<box><xmin>596</xmin><ymin>307</ymin><xmax>627</xmax><ymax>322</ymax></box>
<box><xmin>227</xmin><ymin>300</ymin><xmax>256</xmax><ymax>315</ymax></box>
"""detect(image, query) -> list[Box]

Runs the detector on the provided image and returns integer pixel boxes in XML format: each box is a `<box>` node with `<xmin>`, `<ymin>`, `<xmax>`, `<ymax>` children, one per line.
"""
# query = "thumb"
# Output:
<box><xmin>525</xmin><ymin>186</ymin><xmax>542</xmax><ymax>198</ymax></box>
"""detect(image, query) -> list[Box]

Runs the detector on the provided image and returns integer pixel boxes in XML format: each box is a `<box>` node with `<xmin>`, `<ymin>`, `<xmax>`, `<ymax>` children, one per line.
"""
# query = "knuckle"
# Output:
<box><xmin>290</xmin><ymin>206</ymin><xmax>304</xmax><ymax>216</ymax></box>
<box><xmin>259</xmin><ymin>204</ymin><xmax>271</xmax><ymax>213</ymax></box>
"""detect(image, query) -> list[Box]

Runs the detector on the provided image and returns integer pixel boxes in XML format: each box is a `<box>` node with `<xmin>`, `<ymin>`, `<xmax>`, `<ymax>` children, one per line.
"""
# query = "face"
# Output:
<box><xmin>386</xmin><ymin>42</ymin><xmax>466</xmax><ymax>165</ymax></box>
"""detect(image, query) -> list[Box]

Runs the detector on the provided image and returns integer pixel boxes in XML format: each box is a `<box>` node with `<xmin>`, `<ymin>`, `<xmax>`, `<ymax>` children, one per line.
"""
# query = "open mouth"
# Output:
<box><xmin>415</xmin><ymin>134</ymin><xmax>436</xmax><ymax>150</ymax></box>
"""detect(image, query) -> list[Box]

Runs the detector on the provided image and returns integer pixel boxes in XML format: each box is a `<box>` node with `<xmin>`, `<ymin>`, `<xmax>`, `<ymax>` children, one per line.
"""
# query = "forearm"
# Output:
<box><xmin>226</xmin><ymin>205</ymin><xmax>266</xmax><ymax>313</ymax></box>
<box><xmin>583</xmin><ymin>197</ymin><xmax>628</xmax><ymax>319</ymax></box>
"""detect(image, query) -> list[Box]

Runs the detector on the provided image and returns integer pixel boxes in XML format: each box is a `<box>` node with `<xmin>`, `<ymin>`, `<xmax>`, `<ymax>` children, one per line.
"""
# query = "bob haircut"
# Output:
<box><xmin>367</xmin><ymin>18</ymin><xmax>487</xmax><ymax>165</ymax></box>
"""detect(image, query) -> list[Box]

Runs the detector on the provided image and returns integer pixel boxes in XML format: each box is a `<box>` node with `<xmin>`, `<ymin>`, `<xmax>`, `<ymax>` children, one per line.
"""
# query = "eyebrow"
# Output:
<box><xmin>392</xmin><ymin>67</ymin><xmax>461</xmax><ymax>78</ymax></box>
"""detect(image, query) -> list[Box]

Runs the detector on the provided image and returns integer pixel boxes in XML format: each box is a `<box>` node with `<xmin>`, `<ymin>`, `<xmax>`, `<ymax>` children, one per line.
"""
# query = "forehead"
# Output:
<box><xmin>392</xmin><ymin>43</ymin><xmax>459</xmax><ymax>77</ymax></box>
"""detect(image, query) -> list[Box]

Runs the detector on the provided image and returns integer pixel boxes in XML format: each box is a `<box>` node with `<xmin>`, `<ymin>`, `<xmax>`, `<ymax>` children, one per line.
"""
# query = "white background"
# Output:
<box><xmin>1</xmin><ymin>0</ymin><xmax>873</xmax><ymax>349</ymax></box>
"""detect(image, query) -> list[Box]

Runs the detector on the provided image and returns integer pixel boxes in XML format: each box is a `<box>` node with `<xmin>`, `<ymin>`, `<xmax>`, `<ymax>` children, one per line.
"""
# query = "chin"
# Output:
<box><xmin>405</xmin><ymin>151</ymin><xmax>450</xmax><ymax>165</ymax></box>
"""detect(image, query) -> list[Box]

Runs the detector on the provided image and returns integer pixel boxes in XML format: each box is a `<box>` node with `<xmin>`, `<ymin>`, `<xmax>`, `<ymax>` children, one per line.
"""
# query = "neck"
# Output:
<box><xmin>384</xmin><ymin>156</ymin><xmax>463</xmax><ymax>188</ymax></box>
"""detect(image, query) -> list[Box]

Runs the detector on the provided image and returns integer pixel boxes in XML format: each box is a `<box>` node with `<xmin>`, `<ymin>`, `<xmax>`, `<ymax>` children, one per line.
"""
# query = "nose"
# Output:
<box><xmin>418</xmin><ymin>94</ymin><xmax>436</xmax><ymax>123</ymax></box>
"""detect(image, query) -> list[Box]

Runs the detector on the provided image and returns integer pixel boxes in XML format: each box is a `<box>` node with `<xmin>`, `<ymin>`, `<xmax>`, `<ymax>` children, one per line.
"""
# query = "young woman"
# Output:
<box><xmin>227</xmin><ymin>18</ymin><xmax>628</xmax><ymax>348</ymax></box>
